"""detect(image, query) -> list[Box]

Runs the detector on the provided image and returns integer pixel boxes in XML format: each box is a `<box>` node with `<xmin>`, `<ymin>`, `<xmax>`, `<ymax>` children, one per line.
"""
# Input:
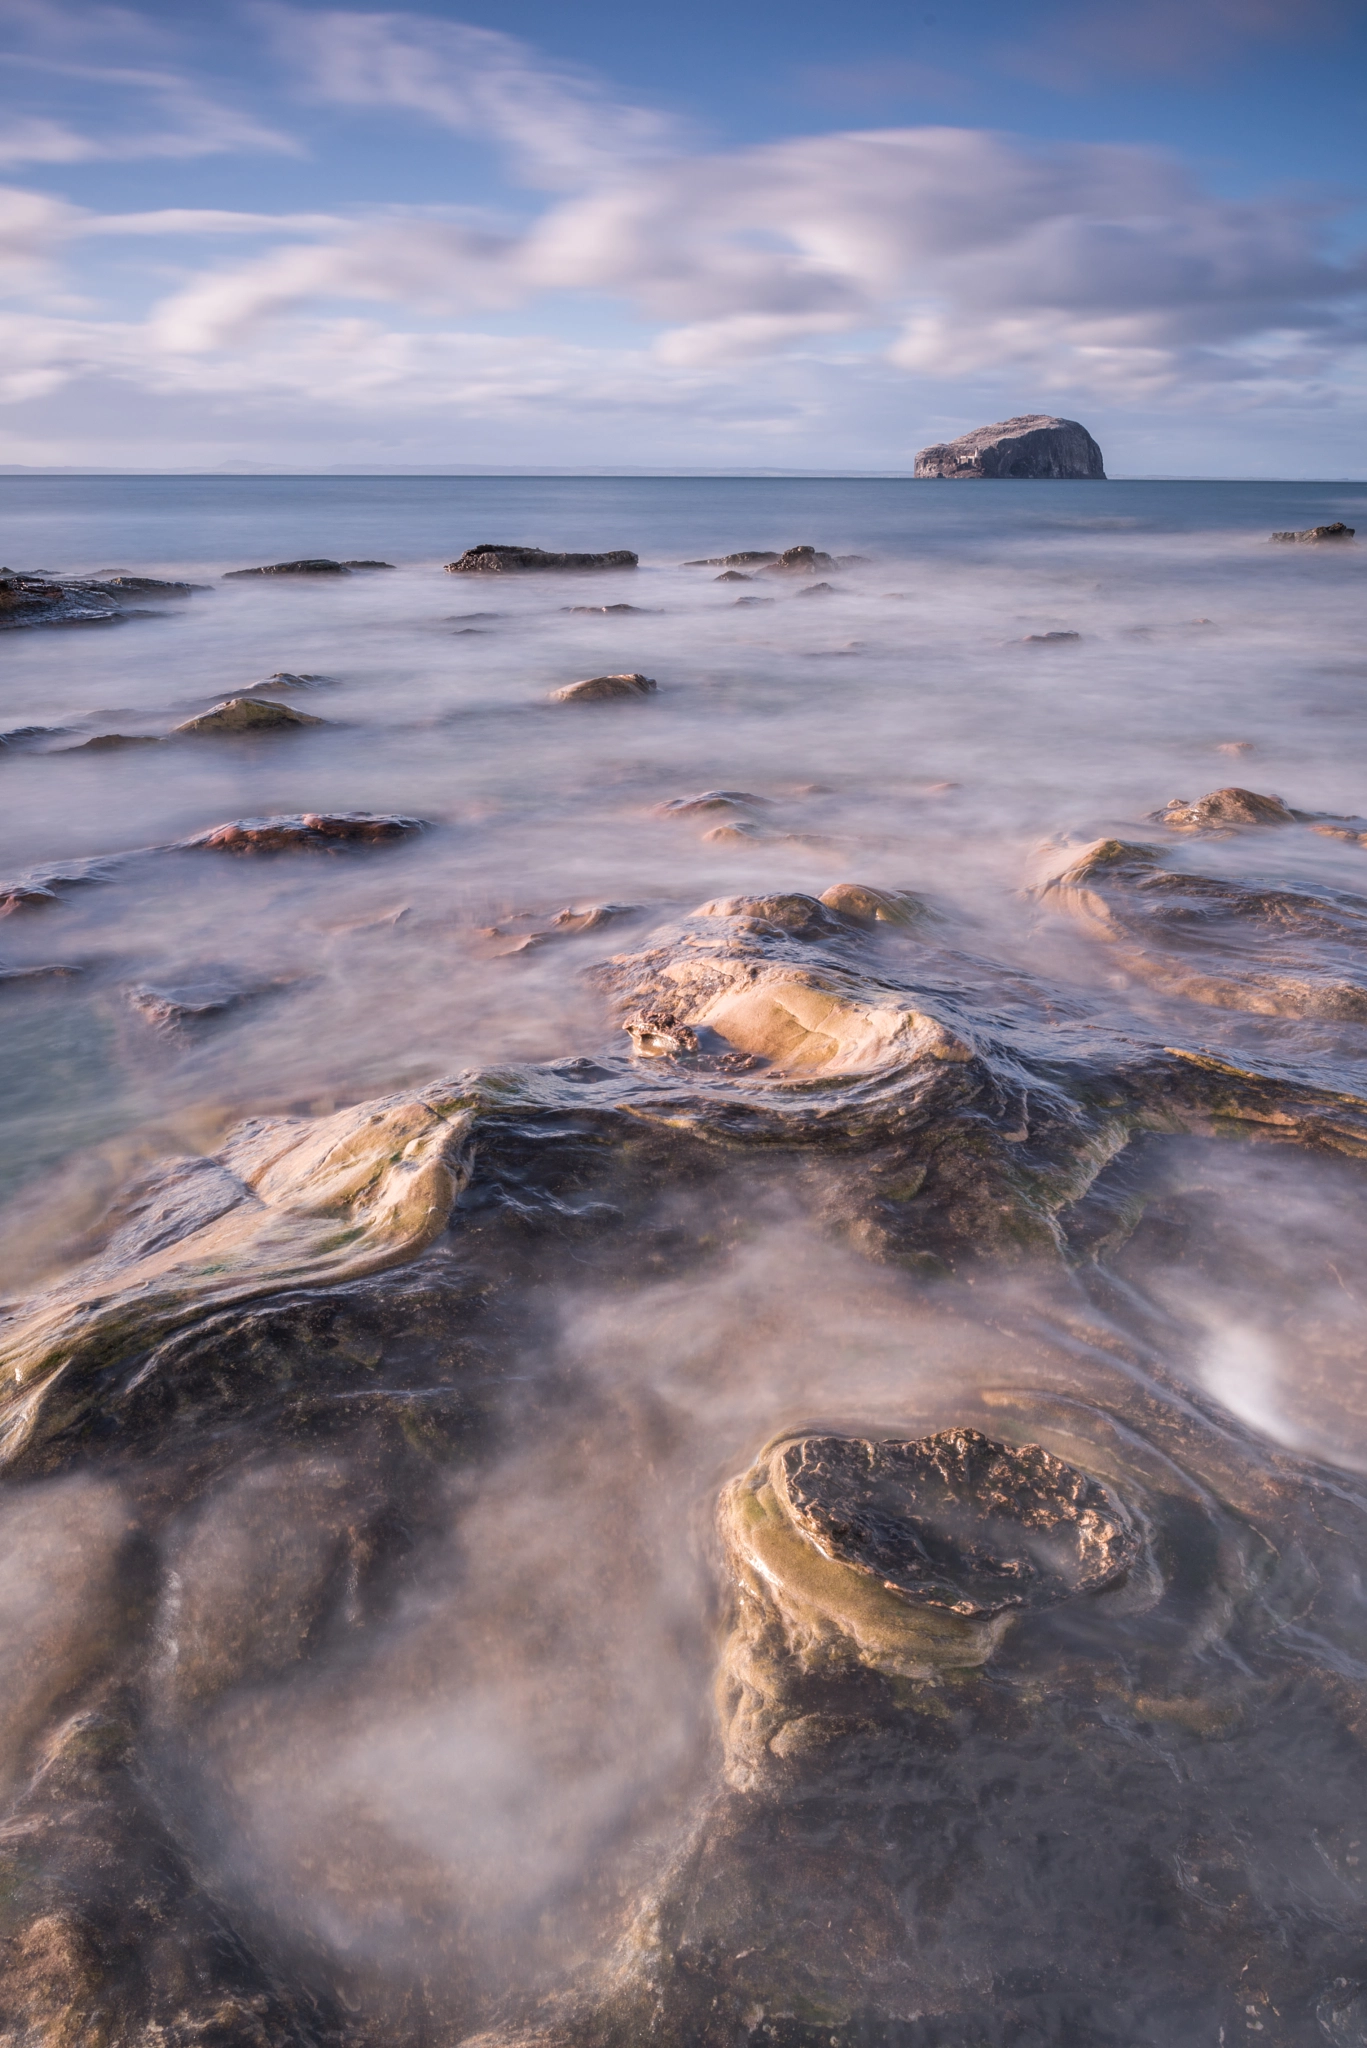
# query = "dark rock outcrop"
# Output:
<box><xmin>1270</xmin><ymin>522</ymin><xmax>1355</xmax><ymax>543</ymax></box>
<box><xmin>684</xmin><ymin>551</ymin><xmax>780</xmax><ymax>567</ymax></box>
<box><xmin>446</xmin><ymin>545</ymin><xmax>638</xmax><ymax>574</ymax></box>
<box><xmin>0</xmin><ymin>572</ymin><xmax>194</xmax><ymax>629</ymax></box>
<box><xmin>173</xmin><ymin>697</ymin><xmax>325</xmax><ymax>735</ymax></box>
<box><xmin>549</xmin><ymin>672</ymin><xmax>656</xmax><ymax>704</ymax></box>
<box><xmin>761</xmin><ymin>545</ymin><xmax>836</xmax><ymax>575</ymax></box>
<box><xmin>914</xmin><ymin>415</ymin><xmax>1106</xmax><ymax>480</ymax></box>
<box><xmin>223</xmin><ymin>559</ymin><xmax>351</xmax><ymax>577</ymax></box>
<box><xmin>184</xmin><ymin>812</ymin><xmax>423</xmax><ymax>852</ymax></box>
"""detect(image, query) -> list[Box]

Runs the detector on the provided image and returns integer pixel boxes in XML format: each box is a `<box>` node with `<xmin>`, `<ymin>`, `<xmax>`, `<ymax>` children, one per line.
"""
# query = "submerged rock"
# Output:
<box><xmin>127</xmin><ymin>978</ymin><xmax>256</xmax><ymax>1030</ymax></box>
<box><xmin>683</xmin><ymin>551</ymin><xmax>780</xmax><ymax>567</ymax></box>
<box><xmin>1270</xmin><ymin>522</ymin><xmax>1355</xmax><ymax>543</ymax></box>
<box><xmin>1022</xmin><ymin>629</ymin><xmax>1081</xmax><ymax>643</ymax></box>
<box><xmin>173</xmin><ymin>696</ymin><xmax>325</xmax><ymax>735</ymax></box>
<box><xmin>184</xmin><ymin>812</ymin><xmax>422</xmax><ymax>852</ymax></box>
<box><xmin>549</xmin><ymin>672</ymin><xmax>656</xmax><ymax>704</ymax></box>
<box><xmin>446</xmin><ymin>544</ymin><xmax>638</xmax><ymax>573</ymax></box>
<box><xmin>222</xmin><ymin>558</ymin><xmax>351</xmax><ymax>577</ymax></box>
<box><xmin>915</xmin><ymin>414</ymin><xmax>1106</xmax><ymax>479</ymax></box>
<box><xmin>1154</xmin><ymin>786</ymin><xmax>1299</xmax><ymax>831</ymax></box>
<box><xmin>65</xmin><ymin>734</ymin><xmax>162</xmax><ymax>752</ymax></box>
<box><xmin>819</xmin><ymin>881</ymin><xmax>927</xmax><ymax>927</ymax></box>
<box><xmin>567</xmin><ymin>603</ymin><xmax>650</xmax><ymax>613</ymax></box>
<box><xmin>655</xmin><ymin>790</ymin><xmax>769</xmax><ymax>817</ymax></box>
<box><xmin>713</xmin><ymin>570</ymin><xmax>752</xmax><ymax>583</ymax></box>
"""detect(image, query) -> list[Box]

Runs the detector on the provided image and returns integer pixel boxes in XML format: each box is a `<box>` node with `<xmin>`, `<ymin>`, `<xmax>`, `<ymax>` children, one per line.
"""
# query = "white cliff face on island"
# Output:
<box><xmin>915</xmin><ymin>414</ymin><xmax>1106</xmax><ymax>479</ymax></box>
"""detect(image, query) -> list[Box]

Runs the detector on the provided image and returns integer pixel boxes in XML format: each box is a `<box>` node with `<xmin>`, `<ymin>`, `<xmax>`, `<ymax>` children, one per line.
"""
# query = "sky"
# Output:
<box><xmin>1</xmin><ymin>0</ymin><xmax>1365</xmax><ymax>474</ymax></box>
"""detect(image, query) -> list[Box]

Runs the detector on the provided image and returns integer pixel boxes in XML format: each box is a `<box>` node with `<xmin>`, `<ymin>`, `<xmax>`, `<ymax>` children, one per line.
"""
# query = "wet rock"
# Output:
<box><xmin>819</xmin><ymin>881</ymin><xmax>927</xmax><ymax>927</ymax></box>
<box><xmin>2</xmin><ymin>725</ymin><xmax>73</xmax><ymax>750</ymax></box>
<box><xmin>65</xmin><ymin>733</ymin><xmax>162</xmax><ymax>752</ymax></box>
<box><xmin>1270</xmin><ymin>522</ymin><xmax>1355</xmax><ymax>543</ymax></box>
<box><xmin>915</xmin><ymin>414</ymin><xmax>1106</xmax><ymax>480</ymax></box>
<box><xmin>340</xmin><ymin>559</ymin><xmax>394</xmax><ymax>568</ymax></box>
<box><xmin>1</xmin><ymin>884</ymin><xmax>62</xmax><ymax>915</ymax></box>
<box><xmin>173</xmin><ymin>696</ymin><xmax>326</xmax><ymax>735</ymax></box>
<box><xmin>222</xmin><ymin>558</ymin><xmax>351</xmax><ymax>577</ymax></box>
<box><xmin>92</xmin><ymin>574</ymin><xmax>201</xmax><ymax>595</ymax></box>
<box><xmin>1044</xmin><ymin>837</ymin><xmax>1367</xmax><ymax>1020</ymax></box>
<box><xmin>0</xmin><ymin>573</ymin><xmax>154</xmax><ymax>629</ymax></box>
<box><xmin>623</xmin><ymin>1009</ymin><xmax>700</xmax><ymax>1056</ymax></box>
<box><xmin>682</xmin><ymin>551</ymin><xmax>780</xmax><ymax>567</ymax></box>
<box><xmin>795</xmin><ymin>580</ymin><xmax>836</xmax><ymax>596</ymax></box>
<box><xmin>483</xmin><ymin>902</ymin><xmax>642</xmax><ymax>952</ymax></box>
<box><xmin>732</xmin><ymin>595</ymin><xmax>774</xmax><ymax>606</ymax></box>
<box><xmin>701</xmin><ymin>820</ymin><xmax>766</xmax><ymax>844</ymax></box>
<box><xmin>1154</xmin><ymin>786</ymin><xmax>1298</xmax><ymax>831</ymax></box>
<box><xmin>567</xmin><ymin>602</ymin><xmax>651</xmax><ymax>613</ymax></box>
<box><xmin>446</xmin><ymin>544</ymin><xmax>638</xmax><ymax>573</ymax></box>
<box><xmin>760</xmin><ymin>546</ymin><xmax>836</xmax><ymax>575</ymax></box>
<box><xmin>240</xmin><ymin>670</ymin><xmax>333</xmax><ymax>692</ymax></box>
<box><xmin>655</xmin><ymin>790</ymin><xmax>769</xmax><ymax>817</ymax></box>
<box><xmin>127</xmin><ymin>977</ymin><xmax>257</xmax><ymax>1030</ymax></box>
<box><xmin>0</xmin><ymin>1089</ymin><xmax>473</xmax><ymax>1468</ymax></box>
<box><xmin>1022</xmin><ymin>629</ymin><xmax>1081</xmax><ymax>642</ymax></box>
<box><xmin>183</xmin><ymin>811</ymin><xmax>423</xmax><ymax>852</ymax></box>
<box><xmin>714</xmin><ymin>570</ymin><xmax>752</xmax><ymax>582</ymax></box>
<box><xmin>0</xmin><ymin>962</ymin><xmax>80</xmax><ymax>983</ymax></box>
<box><xmin>549</xmin><ymin>672</ymin><xmax>656</xmax><ymax>704</ymax></box>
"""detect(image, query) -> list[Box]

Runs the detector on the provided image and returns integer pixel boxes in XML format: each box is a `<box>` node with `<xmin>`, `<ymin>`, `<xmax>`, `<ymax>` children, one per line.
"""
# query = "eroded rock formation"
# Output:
<box><xmin>446</xmin><ymin>545</ymin><xmax>638</xmax><ymax>573</ymax></box>
<box><xmin>914</xmin><ymin>415</ymin><xmax>1106</xmax><ymax>480</ymax></box>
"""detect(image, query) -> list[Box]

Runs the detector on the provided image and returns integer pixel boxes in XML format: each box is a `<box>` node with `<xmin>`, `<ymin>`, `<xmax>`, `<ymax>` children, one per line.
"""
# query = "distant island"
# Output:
<box><xmin>915</xmin><ymin>415</ymin><xmax>1106</xmax><ymax>479</ymax></box>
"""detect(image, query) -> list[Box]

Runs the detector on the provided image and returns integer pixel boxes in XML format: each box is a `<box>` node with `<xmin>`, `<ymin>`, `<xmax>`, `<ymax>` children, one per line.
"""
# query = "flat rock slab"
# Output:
<box><xmin>173</xmin><ymin>697</ymin><xmax>325</xmax><ymax>735</ymax></box>
<box><xmin>184</xmin><ymin>812</ymin><xmax>423</xmax><ymax>851</ymax></box>
<box><xmin>550</xmin><ymin>672</ymin><xmax>656</xmax><ymax>704</ymax></box>
<box><xmin>223</xmin><ymin>559</ymin><xmax>350</xmax><ymax>577</ymax></box>
<box><xmin>446</xmin><ymin>544</ymin><xmax>638</xmax><ymax>573</ymax></box>
<box><xmin>775</xmin><ymin>1428</ymin><xmax>1139</xmax><ymax>1615</ymax></box>
<box><xmin>915</xmin><ymin>414</ymin><xmax>1105</xmax><ymax>480</ymax></box>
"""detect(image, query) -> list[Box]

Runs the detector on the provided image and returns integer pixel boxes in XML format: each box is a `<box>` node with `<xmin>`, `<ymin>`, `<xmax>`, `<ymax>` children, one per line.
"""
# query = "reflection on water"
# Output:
<box><xmin>2</xmin><ymin>476</ymin><xmax>1367</xmax><ymax>2045</ymax></box>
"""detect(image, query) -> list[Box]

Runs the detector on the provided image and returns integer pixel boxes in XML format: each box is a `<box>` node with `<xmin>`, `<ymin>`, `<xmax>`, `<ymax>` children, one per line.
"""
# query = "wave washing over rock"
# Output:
<box><xmin>2</xmin><ymin>474</ymin><xmax>1367</xmax><ymax>2047</ymax></box>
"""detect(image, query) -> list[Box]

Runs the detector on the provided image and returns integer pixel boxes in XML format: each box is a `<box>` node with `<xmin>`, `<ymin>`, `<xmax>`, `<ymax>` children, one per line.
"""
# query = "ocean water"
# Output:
<box><xmin>4</xmin><ymin>474</ymin><xmax>1367</xmax><ymax>2045</ymax></box>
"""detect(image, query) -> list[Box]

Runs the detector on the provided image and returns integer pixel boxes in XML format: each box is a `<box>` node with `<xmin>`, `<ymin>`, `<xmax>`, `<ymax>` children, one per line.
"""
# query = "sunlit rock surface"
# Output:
<box><xmin>914</xmin><ymin>415</ymin><xmax>1106</xmax><ymax>480</ymax></box>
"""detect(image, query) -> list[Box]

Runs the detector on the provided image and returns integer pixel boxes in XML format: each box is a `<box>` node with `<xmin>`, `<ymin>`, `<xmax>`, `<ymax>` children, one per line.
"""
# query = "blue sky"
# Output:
<box><xmin>2</xmin><ymin>0</ymin><xmax>1365</xmax><ymax>473</ymax></box>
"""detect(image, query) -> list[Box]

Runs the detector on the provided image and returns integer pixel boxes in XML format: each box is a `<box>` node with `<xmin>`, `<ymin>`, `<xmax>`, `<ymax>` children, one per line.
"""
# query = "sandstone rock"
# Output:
<box><xmin>914</xmin><ymin>414</ymin><xmax>1105</xmax><ymax>480</ymax></box>
<box><xmin>701</xmin><ymin>821</ymin><xmax>766</xmax><ymax>844</ymax></box>
<box><xmin>1153</xmin><ymin>786</ymin><xmax>1298</xmax><ymax>832</ymax></box>
<box><xmin>183</xmin><ymin>811</ymin><xmax>422</xmax><ymax>852</ymax></box>
<box><xmin>549</xmin><ymin>672</ymin><xmax>656</xmax><ymax>704</ymax></box>
<box><xmin>1270</xmin><ymin>522</ymin><xmax>1354</xmax><ymax>543</ymax></box>
<box><xmin>446</xmin><ymin>544</ymin><xmax>638</xmax><ymax>573</ymax></box>
<box><xmin>222</xmin><ymin>558</ymin><xmax>351</xmax><ymax>577</ymax></box>
<box><xmin>0</xmin><ymin>1089</ymin><xmax>473</xmax><ymax>1467</ymax></box>
<box><xmin>240</xmin><ymin>670</ymin><xmax>332</xmax><ymax>691</ymax></box>
<box><xmin>655</xmin><ymin>790</ymin><xmax>769</xmax><ymax>817</ymax></box>
<box><xmin>819</xmin><ymin>882</ymin><xmax>927</xmax><ymax>927</ymax></box>
<box><xmin>173</xmin><ymin>696</ymin><xmax>325</xmax><ymax>735</ymax></box>
<box><xmin>2</xmin><ymin>885</ymin><xmax>62</xmax><ymax>915</ymax></box>
<box><xmin>623</xmin><ymin>1009</ymin><xmax>700</xmax><ymax>1055</ymax></box>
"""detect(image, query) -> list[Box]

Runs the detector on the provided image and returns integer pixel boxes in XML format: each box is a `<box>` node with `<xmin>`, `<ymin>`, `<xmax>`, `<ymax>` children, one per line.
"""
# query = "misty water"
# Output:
<box><xmin>3</xmin><ymin>474</ymin><xmax>1367</xmax><ymax>2046</ymax></box>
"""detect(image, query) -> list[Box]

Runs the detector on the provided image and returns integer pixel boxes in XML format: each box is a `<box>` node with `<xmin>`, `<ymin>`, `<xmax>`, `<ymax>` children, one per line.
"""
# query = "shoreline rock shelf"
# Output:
<box><xmin>447</xmin><ymin>544</ymin><xmax>638</xmax><ymax>573</ymax></box>
<box><xmin>914</xmin><ymin>415</ymin><xmax>1106</xmax><ymax>480</ymax></box>
<box><xmin>1269</xmin><ymin>522</ymin><xmax>1355</xmax><ymax>543</ymax></box>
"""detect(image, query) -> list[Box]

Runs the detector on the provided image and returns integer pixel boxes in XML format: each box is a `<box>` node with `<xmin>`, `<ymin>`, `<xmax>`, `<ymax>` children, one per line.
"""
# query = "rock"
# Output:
<box><xmin>714</xmin><ymin>570</ymin><xmax>752</xmax><ymax>583</ymax></box>
<box><xmin>222</xmin><ymin>558</ymin><xmax>351</xmax><ymax>577</ymax></box>
<box><xmin>128</xmin><ymin>979</ymin><xmax>254</xmax><ymax>1030</ymax></box>
<box><xmin>91</xmin><ymin>575</ymin><xmax>200</xmax><ymax>595</ymax></box>
<box><xmin>0</xmin><ymin>574</ymin><xmax>148</xmax><ymax>629</ymax></box>
<box><xmin>623</xmin><ymin>1009</ymin><xmax>700</xmax><ymax>1056</ymax></box>
<box><xmin>2</xmin><ymin>726</ymin><xmax>72</xmax><ymax>750</ymax></box>
<box><xmin>914</xmin><ymin>414</ymin><xmax>1106</xmax><ymax>480</ymax></box>
<box><xmin>795</xmin><ymin>581</ymin><xmax>836</xmax><ymax>596</ymax></box>
<box><xmin>239</xmin><ymin>671</ymin><xmax>332</xmax><ymax>691</ymax></box>
<box><xmin>1022</xmin><ymin>629</ymin><xmax>1081</xmax><ymax>642</ymax></box>
<box><xmin>760</xmin><ymin>546</ymin><xmax>836</xmax><ymax>575</ymax></box>
<box><xmin>683</xmin><ymin>551</ymin><xmax>779</xmax><ymax>567</ymax></box>
<box><xmin>339</xmin><ymin>559</ymin><xmax>394</xmax><ymax>568</ymax></box>
<box><xmin>655</xmin><ymin>791</ymin><xmax>769</xmax><ymax>817</ymax></box>
<box><xmin>65</xmin><ymin>734</ymin><xmax>162</xmax><ymax>752</ymax></box>
<box><xmin>819</xmin><ymin>882</ymin><xmax>927</xmax><ymax>927</ymax></box>
<box><xmin>482</xmin><ymin>902</ymin><xmax>641</xmax><ymax>952</ymax></box>
<box><xmin>1270</xmin><ymin>522</ymin><xmax>1355</xmax><ymax>543</ymax></box>
<box><xmin>0</xmin><ymin>1089</ymin><xmax>472</xmax><ymax>1467</ymax></box>
<box><xmin>446</xmin><ymin>544</ymin><xmax>638</xmax><ymax>573</ymax></box>
<box><xmin>732</xmin><ymin>595</ymin><xmax>774</xmax><ymax>606</ymax></box>
<box><xmin>567</xmin><ymin>603</ymin><xmax>650</xmax><ymax>613</ymax></box>
<box><xmin>1153</xmin><ymin>787</ymin><xmax>1298</xmax><ymax>832</ymax></box>
<box><xmin>173</xmin><ymin>696</ymin><xmax>325</xmax><ymax>735</ymax></box>
<box><xmin>1</xmin><ymin>886</ymin><xmax>62</xmax><ymax>916</ymax></box>
<box><xmin>183</xmin><ymin>812</ymin><xmax>422</xmax><ymax>852</ymax></box>
<box><xmin>549</xmin><ymin>672</ymin><xmax>656</xmax><ymax>704</ymax></box>
<box><xmin>701</xmin><ymin>821</ymin><xmax>766</xmax><ymax>844</ymax></box>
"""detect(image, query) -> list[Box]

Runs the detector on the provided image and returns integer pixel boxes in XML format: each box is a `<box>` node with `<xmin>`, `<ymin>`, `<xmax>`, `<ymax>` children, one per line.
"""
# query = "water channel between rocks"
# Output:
<box><xmin>2</xmin><ymin>474</ymin><xmax>1367</xmax><ymax>2048</ymax></box>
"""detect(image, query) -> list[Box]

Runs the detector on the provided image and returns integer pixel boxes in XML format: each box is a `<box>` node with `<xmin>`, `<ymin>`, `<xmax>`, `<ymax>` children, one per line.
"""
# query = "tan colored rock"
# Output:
<box><xmin>184</xmin><ymin>811</ymin><xmax>422</xmax><ymax>851</ymax></box>
<box><xmin>819</xmin><ymin>882</ymin><xmax>927</xmax><ymax>927</ymax></box>
<box><xmin>1153</xmin><ymin>786</ymin><xmax>1297</xmax><ymax>832</ymax></box>
<box><xmin>549</xmin><ymin>672</ymin><xmax>656</xmax><ymax>704</ymax></box>
<box><xmin>0</xmin><ymin>1089</ymin><xmax>473</xmax><ymax>1468</ymax></box>
<box><xmin>174</xmin><ymin>696</ymin><xmax>325</xmax><ymax>735</ymax></box>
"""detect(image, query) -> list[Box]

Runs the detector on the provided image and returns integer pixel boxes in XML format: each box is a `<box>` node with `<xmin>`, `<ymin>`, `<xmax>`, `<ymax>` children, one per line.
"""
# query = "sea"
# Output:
<box><xmin>3</xmin><ymin>472</ymin><xmax>1367</xmax><ymax>2044</ymax></box>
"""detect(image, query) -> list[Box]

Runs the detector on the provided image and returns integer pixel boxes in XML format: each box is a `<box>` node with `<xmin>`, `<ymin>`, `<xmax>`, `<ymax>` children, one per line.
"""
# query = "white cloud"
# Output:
<box><xmin>0</xmin><ymin>6</ymin><xmax>1363</xmax><ymax>453</ymax></box>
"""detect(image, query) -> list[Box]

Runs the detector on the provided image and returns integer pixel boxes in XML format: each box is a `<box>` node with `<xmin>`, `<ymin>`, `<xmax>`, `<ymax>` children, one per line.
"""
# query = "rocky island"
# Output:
<box><xmin>914</xmin><ymin>414</ymin><xmax>1106</xmax><ymax>479</ymax></box>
